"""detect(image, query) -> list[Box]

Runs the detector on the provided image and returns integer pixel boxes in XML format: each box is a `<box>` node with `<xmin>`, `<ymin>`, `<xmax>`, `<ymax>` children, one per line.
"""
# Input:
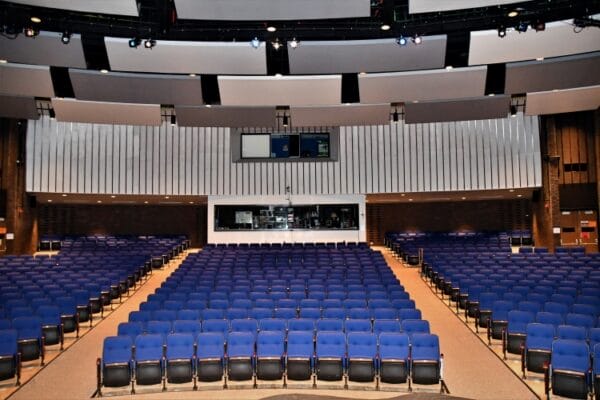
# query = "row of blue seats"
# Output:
<box><xmin>97</xmin><ymin>331</ymin><xmax>443</xmax><ymax>394</ymax></box>
<box><xmin>119</xmin><ymin>318</ymin><xmax>430</xmax><ymax>339</ymax></box>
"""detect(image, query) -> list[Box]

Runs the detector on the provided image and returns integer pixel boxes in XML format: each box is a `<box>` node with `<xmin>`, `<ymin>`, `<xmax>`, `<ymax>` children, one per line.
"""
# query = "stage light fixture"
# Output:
<box><xmin>49</xmin><ymin>108</ymin><xmax>56</xmax><ymax>119</ymax></box>
<box><xmin>60</xmin><ymin>32</ymin><xmax>71</xmax><ymax>44</ymax></box>
<box><xmin>170</xmin><ymin>115</ymin><xmax>177</xmax><ymax>126</ymax></box>
<box><xmin>272</xmin><ymin>39</ymin><xmax>281</xmax><ymax>50</ymax></box>
<box><xmin>23</xmin><ymin>27</ymin><xmax>38</xmax><ymax>37</ymax></box>
<box><xmin>534</xmin><ymin>19</ymin><xmax>546</xmax><ymax>31</ymax></box>
<box><xmin>380</xmin><ymin>24</ymin><xmax>391</xmax><ymax>31</ymax></box>
<box><xmin>396</xmin><ymin>36</ymin><xmax>407</xmax><ymax>46</ymax></box>
<box><xmin>128</xmin><ymin>37</ymin><xmax>141</xmax><ymax>48</ymax></box>
<box><xmin>510</xmin><ymin>105</ymin><xmax>517</xmax><ymax>117</ymax></box>
<box><xmin>392</xmin><ymin>109</ymin><xmax>399</xmax><ymax>122</ymax></box>
<box><xmin>250</xmin><ymin>37</ymin><xmax>260</xmax><ymax>49</ymax></box>
<box><xmin>282</xmin><ymin>114</ymin><xmax>289</xmax><ymax>127</ymax></box>
<box><xmin>498</xmin><ymin>26</ymin><xmax>507</xmax><ymax>37</ymax></box>
<box><xmin>412</xmin><ymin>35</ymin><xmax>422</xmax><ymax>45</ymax></box>
<box><xmin>30</xmin><ymin>16</ymin><xmax>41</xmax><ymax>24</ymax></box>
<box><xmin>267</xmin><ymin>26</ymin><xmax>276</xmax><ymax>32</ymax></box>
<box><xmin>289</xmin><ymin>38</ymin><xmax>299</xmax><ymax>48</ymax></box>
<box><xmin>144</xmin><ymin>39</ymin><xmax>156</xmax><ymax>48</ymax></box>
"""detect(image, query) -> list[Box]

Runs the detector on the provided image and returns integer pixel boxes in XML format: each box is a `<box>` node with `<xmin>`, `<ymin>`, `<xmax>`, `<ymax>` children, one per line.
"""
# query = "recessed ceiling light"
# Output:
<box><xmin>205</xmin><ymin>104</ymin><xmax>212</xmax><ymax>108</ymax></box>
<box><xmin>189</xmin><ymin>73</ymin><xmax>196</xmax><ymax>77</ymax></box>
<box><xmin>30</xmin><ymin>16</ymin><xmax>41</xmax><ymax>23</ymax></box>
<box><xmin>0</xmin><ymin>59</ymin><xmax>7</xmax><ymax>64</ymax></box>
<box><xmin>110</xmin><ymin>195</ymin><xmax>116</xmax><ymax>198</ymax></box>
<box><xmin>517</xmin><ymin>194</ymin><xmax>523</xmax><ymax>198</ymax></box>
<box><xmin>461</xmin><ymin>197</ymin><xmax>466</xmax><ymax>200</ymax></box>
<box><xmin>189</xmin><ymin>201</ymin><xmax>194</xmax><ymax>204</ymax></box>
<box><xmin>274</xmin><ymin>73</ymin><xmax>282</xmax><ymax>77</ymax></box>
<box><xmin>445</xmin><ymin>65</ymin><xmax>453</xmax><ymax>70</ymax></box>
<box><xmin>536</xmin><ymin>57</ymin><xmax>544</xmax><ymax>61</ymax></box>
<box><xmin>47</xmin><ymin>199</ymin><xmax>52</xmax><ymax>202</ymax></box>
<box><xmin>165</xmin><ymin>196</ymin><xmax>170</xmax><ymax>199</ymax></box>
<box><xmin>488</xmin><ymin>93</ymin><xmax>496</xmax><ymax>97</ymax></box>
<box><xmin>289</xmin><ymin>38</ymin><xmax>299</xmax><ymax>48</ymax></box>
<box><xmin>412</xmin><ymin>100</ymin><xmax>419</xmax><ymax>103</ymax></box>
<box><xmin>267</xmin><ymin>26</ymin><xmax>276</xmax><ymax>32</ymax></box>
<box><xmin>400</xmin><ymin>193</ymin><xmax>405</xmax><ymax>197</ymax></box>
<box><xmin>97</xmin><ymin>200</ymin><xmax>102</xmax><ymax>203</ymax></box>
<box><xmin>359</xmin><ymin>71</ymin><xmax>367</xmax><ymax>75</ymax></box>
<box><xmin>408</xmin><ymin>198</ymin><xmax>413</xmax><ymax>202</ymax></box>
<box><xmin>508</xmin><ymin>10</ymin><xmax>519</xmax><ymax>18</ymax></box>
<box><xmin>144</xmin><ymin>201</ymin><xmax>149</xmax><ymax>204</ymax></box>
<box><xmin>100</xmin><ymin>69</ymin><xmax>109</xmax><ymax>74</ymax></box>
<box><xmin>61</xmin><ymin>194</ymin><xmax>67</xmax><ymax>197</ymax></box>
<box><xmin>509</xmin><ymin>189</ymin><xmax>515</xmax><ymax>192</ymax></box>
<box><xmin>380</xmin><ymin>24</ymin><xmax>391</xmax><ymax>31</ymax></box>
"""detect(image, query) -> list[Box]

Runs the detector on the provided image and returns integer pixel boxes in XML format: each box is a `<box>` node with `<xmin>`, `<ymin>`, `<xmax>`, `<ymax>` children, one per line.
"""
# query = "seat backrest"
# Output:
<box><xmin>173</xmin><ymin>320</ymin><xmax>202</xmax><ymax>337</ymax></box>
<box><xmin>316</xmin><ymin>331</ymin><xmax>346</xmax><ymax>358</ymax></box>
<box><xmin>258</xmin><ymin>318</ymin><xmax>287</xmax><ymax>332</ymax></box>
<box><xmin>201</xmin><ymin>308</ymin><xmax>225</xmax><ymax>320</ymax></box>
<box><xmin>565</xmin><ymin>313</ymin><xmax>595</xmax><ymax>330</ymax></box>
<box><xmin>378</xmin><ymin>332</ymin><xmax>409</xmax><ymax>360</ymax></box>
<box><xmin>12</xmin><ymin>316</ymin><xmax>42</xmax><ymax>339</ymax></box>
<box><xmin>551</xmin><ymin>339</ymin><xmax>589</xmax><ymax>373</ymax></box>
<box><xmin>590</xmin><ymin>328</ymin><xmax>600</xmax><ymax>349</ymax></box>
<box><xmin>153</xmin><ymin>310</ymin><xmax>177</xmax><ymax>322</ymax></box>
<box><xmin>256</xmin><ymin>330</ymin><xmax>285</xmax><ymax>357</ymax></box>
<box><xmin>129</xmin><ymin>310</ymin><xmax>151</xmax><ymax>323</ymax></box>
<box><xmin>536</xmin><ymin>311</ymin><xmax>564</xmax><ymax>326</ymax></box>
<box><xmin>345</xmin><ymin>319</ymin><xmax>372</xmax><ymax>333</ymax></box>
<box><xmin>0</xmin><ymin>329</ymin><xmax>18</xmax><ymax>355</ymax></box>
<box><xmin>286</xmin><ymin>331</ymin><xmax>314</xmax><ymax>358</ymax></box>
<box><xmin>288</xmin><ymin>318</ymin><xmax>315</xmax><ymax>332</ymax></box>
<box><xmin>518</xmin><ymin>301</ymin><xmax>542</xmax><ymax>314</ymax></box>
<box><xmin>196</xmin><ymin>332</ymin><xmax>225</xmax><ymax>359</ymax></box>
<box><xmin>202</xmin><ymin>319</ymin><xmax>230</xmax><ymax>336</ymax></box>
<box><xmin>117</xmin><ymin>321</ymin><xmax>144</xmax><ymax>340</ymax></box>
<box><xmin>544</xmin><ymin>302</ymin><xmax>569</xmax><ymax>316</ymax></box>
<box><xmin>146</xmin><ymin>320</ymin><xmax>171</xmax><ymax>338</ymax></box>
<box><xmin>401</xmin><ymin>319</ymin><xmax>430</xmax><ymax>337</ymax></box>
<box><xmin>316</xmin><ymin>318</ymin><xmax>344</xmax><ymax>332</ymax></box>
<box><xmin>594</xmin><ymin>343</ymin><xmax>600</xmax><ymax>375</ymax></box>
<box><xmin>166</xmin><ymin>333</ymin><xmax>195</xmax><ymax>360</ymax></box>
<box><xmin>507</xmin><ymin>310</ymin><xmax>535</xmax><ymax>333</ymax></box>
<box><xmin>557</xmin><ymin>325</ymin><xmax>587</xmax><ymax>341</ymax></box>
<box><xmin>227</xmin><ymin>331</ymin><xmax>255</xmax><ymax>358</ymax></box>
<box><xmin>103</xmin><ymin>335</ymin><xmax>132</xmax><ymax>365</ymax></box>
<box><xmin>399</xmin><ymin>308</ymin><xmax>422</xmax><ymax>320</ymax></box>
<box><xmin>230</xmin><ymin>318</ymin><xmax>258</xmax><ymax>336</ymax></box>
<box><xmin>346</xmin><ymin>332</ymin><xmax>376</xmax><ymax>359</ymax></box>
<box><xmin>411</xmin><ymin>333</ymin><xmax>440</xmax><ymax>361</ymax></box>
<box><xmin>373</xmin><ymin>319</ymin><xmax>401</xmax><ymax>335</ymax></box>
<box><xmin>177</xmin><ymin>309</ymin><xmax>200</xmax><ymax>321</ymax></box>
<box><xmin>525</xmin><ymin>323</ymin><xmax>555</xmax><ymax>350</ymax></box>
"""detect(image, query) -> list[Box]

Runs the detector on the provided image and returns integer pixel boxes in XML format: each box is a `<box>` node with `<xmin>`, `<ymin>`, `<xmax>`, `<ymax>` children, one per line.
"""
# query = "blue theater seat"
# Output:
<box><xmin>133</xmin><ymin>334</ymin><xmax>165</xmax><ymax>389</ymax></box>
<box><xmin>0</xmin><ymin>329</ymin><xmax>20</xmax><ymax>386</ymax></box>
<box><xmin>523</xmin><ymin>323</ymin><xmax>554</xmax><ymax>376</ymax></box>
<box><xmin>226</xmin><ymin>332</ymin><xmax>255</xmax><ymax>382</ymax></box>
<box><xmin>411</xmin><ymin>333</ymin><xmax>443</xmax><ymax>388</ymax></box>
<box><xmin>316</xmin><ymin>331</ymin><xmax>346</xmax><ymax>382</ymax></box>
<box><xmin>97</xmin><ymin>336</ymin><xmax>132</xmax><ymax>396</ymax></box>
<box><xmin>346</xmin><ymin>332</ymin><xmax>378</xmax><ymax>383</ymax></box>
<box><xmin>379</xmin><ymin>332</ymin><xmax>409</xmax><ymax>385</ymax></box>
<box><xmin>196</xmin><ymin>332</ymin><xmax>225</xmax><ymax>382</ymax></box>
<box><xmin>165</xmin><ymin>333</ymin><xmax>196</xmax><ymax>387</ymax></box>
<box><xmin>117</xmin><ymin>322</ymin><xmax>144</xmax><ymax>341</ymax></box>
<box><xmin>505</xmin><ymin>310</ymin><xmax>535</xmax><ymax>356</ymax></box>
<box><xmin>547</xmin><ymin>340</ymin><xmax>590</xmax><ymax>399</ymax></box>
<box><xmin>286</xmin><ymin>331</ymin><xmax>315</xmax><ymax>381</ymax></box>
<box><xmin>256</xmin><ymin>331</ymin><xmax>285</xmax><ymax>381</ymax></box>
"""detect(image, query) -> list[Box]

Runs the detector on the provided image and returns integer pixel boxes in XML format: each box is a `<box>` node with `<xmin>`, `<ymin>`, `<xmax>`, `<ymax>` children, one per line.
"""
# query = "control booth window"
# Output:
<box><xmin>241</xmin><ymin>132</ymin><xmax>330</xmax><ymax>159</ymax></box>
<box><xmin>214</xmin><ymin>204</ymin><xmax>359</xmax><ymax>231</ymax></box>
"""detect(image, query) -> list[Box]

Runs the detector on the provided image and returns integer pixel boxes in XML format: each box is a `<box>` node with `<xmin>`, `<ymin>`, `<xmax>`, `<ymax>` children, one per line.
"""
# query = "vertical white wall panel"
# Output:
<box><xmin>26</xmin><ymin>116</ymin><xmax>541</xmax><ymax>195</ymax></box>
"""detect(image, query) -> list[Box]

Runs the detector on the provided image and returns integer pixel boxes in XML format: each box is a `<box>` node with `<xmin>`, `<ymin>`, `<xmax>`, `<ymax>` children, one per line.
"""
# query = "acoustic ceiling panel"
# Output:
<box><xmin>0</xmin><ymin>63</ymin><xmax>54</xmax><ymax>98</ymax></box>
<box><xmin>174</xmin><ymin>0</ymin><xmax>370</xmax><ymax>20</ymax></box>
<box><xmin>69</xmin><ymin>69</ymin><xmax>203</xmax><ymax>105</ymax></box>
<box><xmin>404</xmin><ymin>96</ymin><xmax>511</xmax><ymax>123</ymax></box>
<box><xmin>51</xmin><ymin>98</ymin><xmax>162</xmax><ymax>126</ymax></box>
<box><xmin>105</xmin><ymin>37</ymin><xmax>267</xmax><ymax>75</ymax></box>
<box><xmin>358</xmin><ymin>66</ymin><xmax>487</xmax><ymax>104</ymax></box>
<box><xmin>409</xmin><ymin>0</ymin><xmax>532</xmax><ymax>14</ymax></box>
<box><xmin>288</xmin><ymin>36</ymin><xmax>447</xmax><ymax>74</ymax></box>
<box><xmin>290</xmin><ymin>104</ymin><xmax>390</xmax><ymax>126</ymax></box>
<box><xmin>218</xmin><ymin>75</ymin><xmax>342</xmax><ymax>106</ymax></box>
<box><xmin>0</xmin><ymin>31</ymin><xmax>86</xmax><ymax>68</ymax></box>
<box><xmin>525</xmin><ymin>86</ymin><xmax>600</xmax><ymax>116</ymax></box>
<box><xmin>0</xmin><ymin>95</ymin><xmax>39</xmax><ymax>120</ymax></box>
<box><xmin>175</xmin><ymin>106</ymin><xmax>277</xmax><ymax>127</ymax></box>
<box><xmin>505</xmin><ymin>52</ymin><xmax>600</xmax><ymax>94</ymax></box>
<box><xmin>469</xmin><ymin>17</ymin><xmax>600</xmax><ymax>65</ymax></box>
<box><xmin>6</xmin><ymin>0</ymin><xmax>139</xmax><ymax>16</ymax></box>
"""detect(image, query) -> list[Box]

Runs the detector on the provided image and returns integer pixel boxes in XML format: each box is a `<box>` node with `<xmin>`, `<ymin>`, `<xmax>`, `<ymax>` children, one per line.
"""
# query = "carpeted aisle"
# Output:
<box><xmin>378</xmin><ymin>247</ymin><xmax>538</xmax><ymax>400</ymax></box>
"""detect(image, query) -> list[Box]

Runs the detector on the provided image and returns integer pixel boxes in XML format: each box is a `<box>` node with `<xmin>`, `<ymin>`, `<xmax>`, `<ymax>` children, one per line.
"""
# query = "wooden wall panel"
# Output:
<box><xmin>26</xmin><ymin>115</ymin><xmax>542</xmax><ymax>196</ymax></box>
<box><xmin>554</xmin><ymin>112</ymin><xmax>597</xmax><ymax>185</ymax></box>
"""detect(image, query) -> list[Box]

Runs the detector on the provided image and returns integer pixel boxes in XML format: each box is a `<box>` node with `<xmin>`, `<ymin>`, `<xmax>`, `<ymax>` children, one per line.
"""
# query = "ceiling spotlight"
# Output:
<box><xmin>60</xmin><ymin>32</ymin><xmax>71</xmax><ymax>44</ymax></box>
<box><xmin>100</xmin><ymin>69</ymin><xmax>109</xmax><ymax>74</ymax></box>
<box><xmin>412</xmin><ymin>35</ymin><xmax>422</xmax><ymax>45</ymax></box>
<box><xmin>267</xmin><ymin>26</ymin><xmax>276</xmax><ymax>33</ymax></box>
<box><xmin>128</xmin><ymin>37</ymin><xmax>141</xmax><ymax>48</ymax></box>
<box><xmin>380</xmin><ymin>24</ymin><xmax>391</xmax><ymax>31</ymax></box>
<box><xmin>289</xmin><ymin>38</ymin><xmax>299</xmax><ymax>49</ymax></box>
<box><xmin>516</xmin><ymin>22</ymin><xmax>528</xmax><ymax>33</ymax></box>
<box><xmin>0</xmin><ymin>59</ymin><xmax>7</xmax><ymax>64</ymax></box>
<box><xmin>23</xmin><ymin>27</ymin><xmax>38</xmax><ymax>37</ymax></box>
<box><xmin>170</xmin><ymin>114</ymin><xmax>177</xmax><ymax>126</ymax></box>
<box><xmin>144</xmin><ymin>39</ymin><xmax>156</xmax><ymax>48</ymax></box>
<box><xmin>396</xmin><ymin>36</ymin><xmax>407</xmax><ymax>46</ymax></box>
<box><xmin>30</xmin><ymin>16</ymin><xmax>41</xmax><ymax>24</ymax></box>
<box><xmin>272</xmin><ymin>39</ymin><xmax>281</xmax><ymax>50</ymax></box>
<box><xmin>498</xmin><ymin>26</ymin><xmax>507</xmax><ymax>38</ymax></box>
<box><xmin>250</xmin><ymin>37</ymin><xmax>260</xmax><ymax>49</ymax></box>
<box><xmin>508</xmin><ymin>9</ymin><xmax>519</xmax><ymax>18</ymax></box>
